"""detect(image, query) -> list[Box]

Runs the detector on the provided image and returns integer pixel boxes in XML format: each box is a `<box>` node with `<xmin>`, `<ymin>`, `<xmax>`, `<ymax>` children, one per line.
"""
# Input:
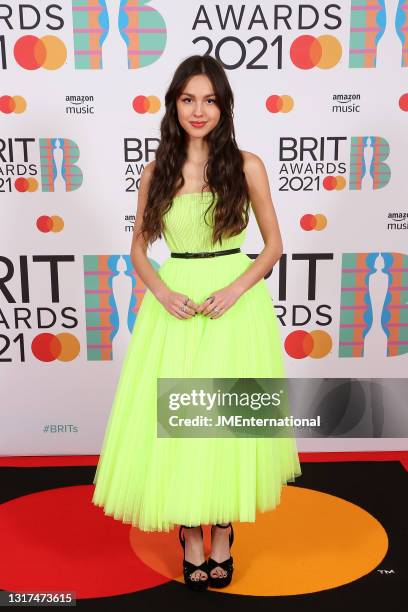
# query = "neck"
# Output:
<box><xmin>185</xmin><ymin>136</ymin><xmax>209</xmax><ymax>164</ymax></box>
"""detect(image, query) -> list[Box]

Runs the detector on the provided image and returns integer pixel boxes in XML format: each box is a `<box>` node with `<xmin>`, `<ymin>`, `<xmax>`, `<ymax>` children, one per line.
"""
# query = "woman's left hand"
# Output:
<box><xmin>196</xmin><ymin>285</ymin><xmax>243</xmax><ymax>318</ymax></box>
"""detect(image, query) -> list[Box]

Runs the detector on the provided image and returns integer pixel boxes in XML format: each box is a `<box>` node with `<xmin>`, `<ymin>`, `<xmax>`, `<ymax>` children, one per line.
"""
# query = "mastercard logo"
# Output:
<box><xmin>290</xmin><ymin>35</ymin><xmax>342</xmax><ymax>69</ymax></box>
<box><xmin>399</xmin><ymin>93</ymin><xmax>408</xmax><ymax>111</ymax></box>
<box><xmin>133</xmin><ymin>95</ymin><xmax>161</xmax><ymax>114</ymax></box>
<box><xmin>285</xmin><ymin>330</ymin><xmax>332</xmax><ymax>359</ymax></box>
<box><xmin>323</xmin><ymin>176</ymin><xmax>346</xmax><ymax>190</ymax></box>
<box><xmin>14</xmin><ymin>178</ymin><xmax>38</xmax><ymax>192</ymax></box>
<box><xmin>36</xmin><ymin>216</ymin><xmax>64</xmax><ymax>233</ymax></box>
<box><xmin>300</xmin><ymin>214</ymin><xmax>327</xmax><ymax>231</ymax></box>
<box><xmin>266</xmin><ymin>95</ymin><xmax>294</xmax><ymax>113</ymax></box>
<box><xmin>32</xmin><ymin>333</ymin><xmax>80</xmax><ymax>362</ymax></box>
<box><xmin>14</xmin><ymin>35</ymin><xmax>67</xmax><ymax>70</ymax></box>
<box><xmin>0</xmin><ymin>95</ymin><xmax>27</xmax><ymax>114</ymax></box>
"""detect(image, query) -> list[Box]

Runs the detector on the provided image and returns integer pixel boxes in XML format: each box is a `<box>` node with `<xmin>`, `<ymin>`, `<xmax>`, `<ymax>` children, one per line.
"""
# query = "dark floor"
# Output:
<box><xmin>0</xmin><ymin>459</ymin><xmax>406</xmax><ymax>610</ymax></box>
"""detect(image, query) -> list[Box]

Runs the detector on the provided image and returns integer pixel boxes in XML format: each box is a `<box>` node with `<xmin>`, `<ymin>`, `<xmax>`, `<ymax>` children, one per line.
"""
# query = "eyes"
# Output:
<box><xmin>181</xmin><ymin>97</ymin><xmax>217</xmax><ymax>105</ymax></box>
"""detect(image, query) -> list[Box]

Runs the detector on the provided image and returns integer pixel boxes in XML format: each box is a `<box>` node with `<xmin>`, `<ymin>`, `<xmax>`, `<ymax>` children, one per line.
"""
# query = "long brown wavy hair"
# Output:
<box><xmin>139</xmin><ymin>54</ymin><xmax>250</xmax><ymax>247</ymax></box>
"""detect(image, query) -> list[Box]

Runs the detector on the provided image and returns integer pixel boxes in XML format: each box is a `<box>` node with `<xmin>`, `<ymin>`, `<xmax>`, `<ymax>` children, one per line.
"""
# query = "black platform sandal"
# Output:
<box><xmin>178</xmin><ymin>525</ymin><xmax>209</xmax><ymax>591</ymax></box>
<box><xmin>207</xmin><ymin>522</ymin><xmax>234</xmax><ymax>588</ymax></box>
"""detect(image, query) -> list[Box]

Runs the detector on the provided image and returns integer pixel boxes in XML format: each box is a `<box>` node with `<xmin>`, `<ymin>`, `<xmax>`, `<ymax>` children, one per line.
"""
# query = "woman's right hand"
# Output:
<box><xmin>156</xmin><ymin>288</ymin><xmax>199</xmax><ymax>319</ymax></box>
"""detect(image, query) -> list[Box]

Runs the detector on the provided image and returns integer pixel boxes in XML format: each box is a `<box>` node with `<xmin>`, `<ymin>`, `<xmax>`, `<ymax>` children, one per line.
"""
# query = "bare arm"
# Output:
<box><xmin>228</xmin><ymin>151</ymin><xmax>283</xmax><ymax>296</ymax></box>
<box><xmin>130</xmin><ymin>162</ymin><xmax>199</xmax><ymax>318</ymax></box>
<box><xmin>130</xmin><ymin>161</ymin><xmax>169</xmax><ymax>299</ymax></box>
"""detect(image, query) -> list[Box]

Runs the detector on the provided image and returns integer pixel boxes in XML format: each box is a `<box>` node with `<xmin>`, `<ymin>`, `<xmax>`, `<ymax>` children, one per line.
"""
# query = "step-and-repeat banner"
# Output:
<box><xmin>1</xmin><ymin>1</ymin><xmax>407</xmax><ymax>455</ymax></box>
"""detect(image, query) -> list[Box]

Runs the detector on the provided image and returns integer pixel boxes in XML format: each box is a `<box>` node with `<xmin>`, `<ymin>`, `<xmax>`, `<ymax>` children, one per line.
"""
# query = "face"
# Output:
<box><xmin>176</xmin><ymin>74</ymin><xmax>221</xmax><ymax>140</ymax></box>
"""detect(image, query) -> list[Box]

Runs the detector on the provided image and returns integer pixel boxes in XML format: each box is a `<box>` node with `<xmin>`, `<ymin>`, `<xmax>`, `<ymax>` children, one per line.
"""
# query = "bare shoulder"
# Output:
<box><xmin>143</xmin><ymin>159</ymin><xmax>156</xmax><ymax>177</ymax></box>
<box><xmin>240</xmin><ymin>149</ymin><xmax>262</xmax><ymax>164</ymax></box>
<box><xmin>240</xmin><ymin>149</ymin><xmax>265</xmax><ymax>172</ymax></box>
<box><xmin>239</xmin><ymin>150</ymin><xmax>282</xmax><ymax>251</ymax></box>
<box><xmin>138</xmin><ymin>159</ymin><xmax>156</xmax><ymax>194</ymax></box>
<box><xmin>240</xmin><ymin>150</ymin><xmax>267</xmax><ymax>186</ymax></box>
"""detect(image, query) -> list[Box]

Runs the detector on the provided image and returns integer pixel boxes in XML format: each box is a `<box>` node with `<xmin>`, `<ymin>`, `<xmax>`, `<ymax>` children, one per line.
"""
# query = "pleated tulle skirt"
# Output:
<box><xmin>92</xmin><ymin>252</ymin><xmax>302</xmax><ymax>532</ymax></box>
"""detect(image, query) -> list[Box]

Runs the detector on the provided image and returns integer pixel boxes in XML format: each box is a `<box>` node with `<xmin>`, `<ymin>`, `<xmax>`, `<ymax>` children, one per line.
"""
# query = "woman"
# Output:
<box><xmin>92</xmin><ymin>54</ymin><xmax>302</xmax><ymax>591</ymax></box>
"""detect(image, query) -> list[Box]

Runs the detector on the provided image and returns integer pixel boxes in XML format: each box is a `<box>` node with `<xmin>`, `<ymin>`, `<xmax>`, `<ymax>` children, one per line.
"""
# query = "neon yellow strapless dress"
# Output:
<box><xmin>92</xmin><ymin>192</ymin><xmax>302</xmax><ymax>531</ymax></box>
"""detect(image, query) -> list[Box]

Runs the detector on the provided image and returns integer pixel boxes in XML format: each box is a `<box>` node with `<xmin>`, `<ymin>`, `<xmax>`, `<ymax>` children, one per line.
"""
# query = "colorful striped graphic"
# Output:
<box><xmin>349</xmin><ymin>136</ymin><xmax>390</xmax><ymax>190</ymax></box>
<box><xmin>72</xmin><ymin>0</ymin><xmax>109</xmax><ymax>70</ymax></box>
<box><xmin>349</xmin><ymin>0</ymin><xmax>386</xmax><ymax>68</ymax></box>
<box><xmin>83</xmin><ymin>254</ymin><xmax>159</xmax><ymax>360</ymax></box>
<box><xmin>349</xmin><ymin>0</ymin><xmax>408</xmax><ymax>68</ymax></box>
<box><xmin>339</xmin><ymin>252</ymin><xmax>408</xmax><ymax>357</ymax></box>
<box><xmin>119</xmin><ymin>0</ymin><xmax>167</xmax><ymax>68</ymax></box>
<box><xmin>381</xmin><ymin>252</ymin><xmax>408</xmax><ymax>356</ymax></box>
<box><xmin>340</xmin><ymin>253</ymin><xmax>373</xmax><ymax>358</ymax></box>
<box><xmin>396</xmin><ymin>0</ymin><xmax>408</xmax><ymax>66</ymax></box>
<box><xmin>39</xmin><ymin>138</ymin><xmax>83</xmax><ymax>192</ymax></box>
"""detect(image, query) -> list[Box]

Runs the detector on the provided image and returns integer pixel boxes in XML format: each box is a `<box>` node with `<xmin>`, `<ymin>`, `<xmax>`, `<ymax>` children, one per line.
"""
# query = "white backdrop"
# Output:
<box><xmin>1</xmin><ymin>0</ymin><xmax>407</xmax><ymax>455</ymax></box>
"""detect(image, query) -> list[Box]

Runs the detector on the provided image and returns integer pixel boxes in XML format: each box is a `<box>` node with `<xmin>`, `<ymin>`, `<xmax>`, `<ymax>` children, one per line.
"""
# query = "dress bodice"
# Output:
<box><xmin>162</xmin><ymin>192</ymin><xmax>248</xmax><ymax>253</ymax></box>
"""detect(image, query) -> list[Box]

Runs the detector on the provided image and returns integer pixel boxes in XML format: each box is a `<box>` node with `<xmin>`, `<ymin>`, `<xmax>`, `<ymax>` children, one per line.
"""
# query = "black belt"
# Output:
<box><xmin>171</xmin><ymin>248</ymin><xmax>241</xmax><ymax>259</ymax></box>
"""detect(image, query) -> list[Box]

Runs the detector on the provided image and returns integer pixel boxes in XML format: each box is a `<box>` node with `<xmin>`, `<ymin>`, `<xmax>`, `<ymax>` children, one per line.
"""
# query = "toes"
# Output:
<box><xmin>210</xmin><ymin>568</ymin><xmax>227</xmax><ymax>578</ymax></box>
<box><xmin>191</xmin><ymin>571</ymin><xmax>207</xmax><ymax>581</ymax></box>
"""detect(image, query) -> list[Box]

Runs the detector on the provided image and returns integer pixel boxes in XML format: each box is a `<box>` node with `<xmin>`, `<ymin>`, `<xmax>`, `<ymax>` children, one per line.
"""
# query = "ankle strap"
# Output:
<box><xmin>179</xmin><ymin>524</ymin><xmax>203</xmax><ymax>546</ymax></box>
<box><xmin>212</xmin><ymin>522</ymin><xmax>234</xmax><ymax>546</ymax></box>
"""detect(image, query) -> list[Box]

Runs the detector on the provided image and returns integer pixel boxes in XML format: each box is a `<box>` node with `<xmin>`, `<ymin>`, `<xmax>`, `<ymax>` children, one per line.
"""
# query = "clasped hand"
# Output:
<box><xmin>159</xmin><ymin>285</ymin><xmax>242</xmax><ymax>320</ymax></box>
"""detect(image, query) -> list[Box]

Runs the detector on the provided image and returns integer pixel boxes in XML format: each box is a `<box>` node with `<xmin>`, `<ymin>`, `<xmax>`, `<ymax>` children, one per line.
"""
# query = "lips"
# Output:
<box><xmin>190</xmin><ymin>122</ymin><xmax>207</xmax><ymax>127</ymax></box>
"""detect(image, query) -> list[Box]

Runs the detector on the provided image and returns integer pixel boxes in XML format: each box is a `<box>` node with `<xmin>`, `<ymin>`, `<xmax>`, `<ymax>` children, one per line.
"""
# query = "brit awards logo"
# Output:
<box><xmin>339</xmin><ymin>252</ymin><xmax>408</xmax><ymax>358</ymax></box>
<box><xmin>83</xmin><ymin>254</ymin><xmax>159</xmax><ymax>361</ymax></box>
<box><xmin>349</xmin><ymin>0</ymin><xmax>408</xmax><ymax>68</ymax></box>
<box><xmin>276</xmin><ymin>134</ymin><xmax>391</xmax><ymax>193</ymax></box>
<box><xmin>1</xmin><ymin>137</ymin><xmax>83</xmax><ymax>193</ymax></box>
<box><xmin>189</xmin><ymin>0</ymin><xmax>408</xmax><ymax>71</ymax></box>
<box><xmin>0</xmin><ymin>253</ymin><xmax>159</xmax><ymax>363</ymax></box>
<box><xmin>0</xmin><ymin>0</ymin><xmax>167</xmax><ymax>71</ymax></box>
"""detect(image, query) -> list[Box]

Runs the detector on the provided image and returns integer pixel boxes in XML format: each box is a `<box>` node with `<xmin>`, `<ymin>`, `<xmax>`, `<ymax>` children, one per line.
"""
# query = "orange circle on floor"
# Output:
<box><xmin>130</xmin><ymin>486</ymin><xmax>388</xmax><ymax>595</ymax></box>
